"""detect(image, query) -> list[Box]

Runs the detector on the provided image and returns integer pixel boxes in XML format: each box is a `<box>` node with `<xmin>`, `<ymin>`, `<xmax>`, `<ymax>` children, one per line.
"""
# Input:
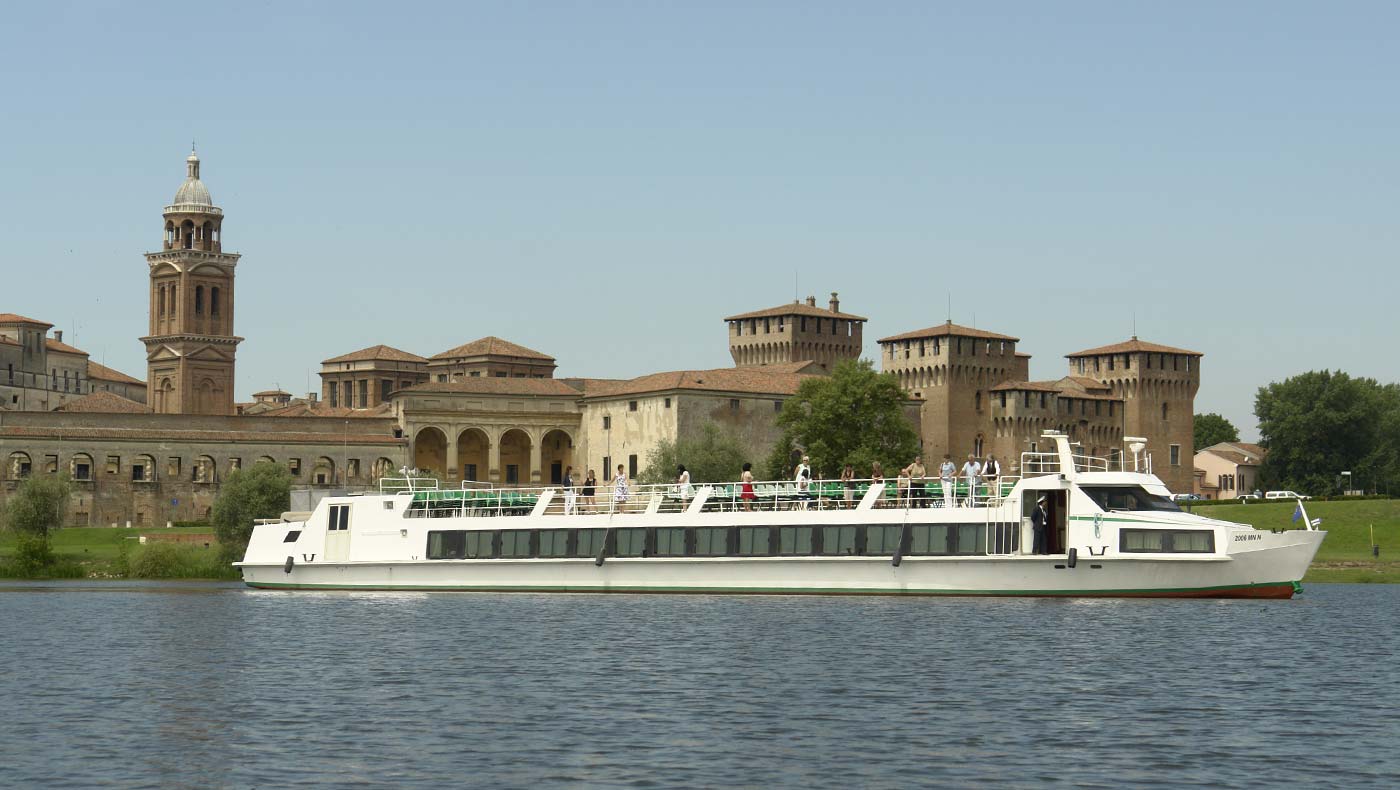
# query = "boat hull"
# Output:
<box><xmin>241</xmin><ymin>528</ymin><xmax>1320</xmax><ymax>599</ymax></box>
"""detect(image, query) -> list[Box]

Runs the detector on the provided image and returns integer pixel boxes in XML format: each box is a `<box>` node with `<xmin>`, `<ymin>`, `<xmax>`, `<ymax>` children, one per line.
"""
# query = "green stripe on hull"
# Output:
<box><xmin>244</xmin><ymin>580</ymin><xmax>1299</xmax><ymax>598</ymax></box>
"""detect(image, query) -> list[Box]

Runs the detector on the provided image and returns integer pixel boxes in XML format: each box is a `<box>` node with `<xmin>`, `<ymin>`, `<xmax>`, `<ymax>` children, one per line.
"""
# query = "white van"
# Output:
<box><xmin>1265</xmin><ymin>490</ymin><xmax>1311</xmax><ymax>501</ymax></box>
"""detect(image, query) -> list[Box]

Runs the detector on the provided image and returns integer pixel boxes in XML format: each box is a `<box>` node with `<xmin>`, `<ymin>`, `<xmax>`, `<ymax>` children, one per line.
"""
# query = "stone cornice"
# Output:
<box><xmin>144</xmin><ymin>249</ymin><xmax>241</xmax><ymax>266</ymax></box>
<box><xmin>140</xmin><ymin>334</ymin><xmax>245</xmax><ymax>346</ymax></box>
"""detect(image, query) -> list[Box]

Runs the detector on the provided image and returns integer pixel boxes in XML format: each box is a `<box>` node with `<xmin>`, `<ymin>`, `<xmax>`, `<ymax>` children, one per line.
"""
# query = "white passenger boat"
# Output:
<box><xmin>237</xmin><ymin>432</ymin><xmax>1323</xmax><ymax>598</ymax></box>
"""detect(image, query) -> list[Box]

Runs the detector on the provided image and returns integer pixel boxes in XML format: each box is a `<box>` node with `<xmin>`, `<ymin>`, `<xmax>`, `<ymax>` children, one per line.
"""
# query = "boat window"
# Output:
<box><xmin>282</xmin><ymin>530</ymin><xmax>301</xmax><ymax>543</ymax></box>
<box><xmin>501</xmin><ymin>530</ymin><xmax>532</xmax><ymax>558</ymax></box>
<box><xmin>1120</xmin><ymin>529</ymin><xmax>1215</xmax><ymax>553</ymax></box>
<box><xmin>778</xmin><ymin>527</ymin><xmax>813</xmax><ymax>555</ymax></box>
<box><xmin>427</xmin><ymin>530</ymin><xmax>465</xmax><ymax>560</ymax></box>
<box><xmin>327</xmin><ymin>504</ymin><xmax>350</xmax><ymax>531</ymax></box>
<box><xmin>821</xmin><ymin>526</ymin><xmax>857</xmax><ymax>555</ymax></box>
<box><xmin>656</xmin><ymin>528</ymin><xmax>686</xmax><ymax>556</ymax></box>
<box><xmin>1080</xmin><ymin>486</ymin><xmax>1181</xmax><ymax>513</ymax></box>
<box><xmin>693</xmin><ymin>527</ymin><xmax>728</xmax><ymax>556</ymax></box>
<box><xmin>615</xmin><ymin>528</ymin><xmax>647</xmax><ymax>557</ymax></box>
<box><xmin>575</xmin><ymin>529</ymin><xmax>607</xmax><ymax>558</ymax></box>
<box><xmin>865</xmin><ymin>526</ymin><xmax>902</xmax><ymax>555</ymax></box>
<box><xmin>955</xmin><ymin>524</ymin><xmax>985</xmax><ymax>555</ymax></box>
<box><xmin>538</xmin><ymin>529</ymin><xmax>569</xmax><ymax>558</ymax></box>
<box><xmin>736</xmin><ymin>527</ymin><xmax>770</xmax><ymax>556</ymax></box>
<box><xmin>909</xmin><ymin>525</ymin><xmax>951</xmax><ymax>555</ymax></box>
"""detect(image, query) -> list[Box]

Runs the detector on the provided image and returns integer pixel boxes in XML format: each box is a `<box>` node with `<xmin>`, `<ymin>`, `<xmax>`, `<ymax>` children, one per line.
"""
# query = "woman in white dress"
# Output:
<box><xmin>676</xmin><ymin>464</ymin><xmax>692</xmax><ymax>501</ymax></box>
<box><xmin>612</xmin><ymin>464</ymin><xmax>630</xmax><ymax>512</ymax></box>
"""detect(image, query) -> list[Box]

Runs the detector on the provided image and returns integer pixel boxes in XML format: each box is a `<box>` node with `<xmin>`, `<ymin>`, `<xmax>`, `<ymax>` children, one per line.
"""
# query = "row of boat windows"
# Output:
<box><xmin>423</xmin><ymin>525</ymin><xmax>1218</xmax><ymax>559</ymax></box>
<box><xmin>425</xmin><ymin>524</ymin><xmax>994</xmax><ymax>560</ymax></box>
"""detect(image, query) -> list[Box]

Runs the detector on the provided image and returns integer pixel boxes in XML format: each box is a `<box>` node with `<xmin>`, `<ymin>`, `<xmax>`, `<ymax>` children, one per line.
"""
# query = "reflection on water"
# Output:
<box><xmin>2</xmin><ymin>582</ymin><xmax>1397</xmax><ymax>789</ymax></box>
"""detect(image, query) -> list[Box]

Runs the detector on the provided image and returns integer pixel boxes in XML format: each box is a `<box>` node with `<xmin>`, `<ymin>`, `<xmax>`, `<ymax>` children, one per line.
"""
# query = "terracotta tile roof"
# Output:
<box><xmin>403</xmin><ymin>378</ymin><xmax>580</xmax><ymax>396</ymax></box>
<box><xmin>1060</xmin><ymin>376</ymin><xmax>1112</xmax><ymax>391</ymax></box>
<box><xmin>260</xmin><ymin>402</ymin><xmax>393</xmax><ymax>418</ymax></box>
<box><xmin>586</xmin><ymin>367</ymin><xmax>813</xmax><ymax>399</ymax></box>
<box><xmin>53</xmin><ymin>391</ymin><xmax>152</xmax><ymax>413</ymax></box>
<box><xmin>724</xmin><ymin>301</ymin><xmax>868</xmax><ymax>322</ymax></box>
<box><xmin>0</xmin><ymin>425</ymin><xmax>401</xmax><ymax>445</ymax></box>
<box><xmin>321</xmin><ymin>344</ymin><xmax>428</xmax><ymax>365</ymax></box>
<box><xmin>1233</xmin><ymin>442</ymin><xmax>1266</xmax><ymax>459</ymax></box>
<box><xmin>252</xmin><ymin>389</ymin><xmax>291</xmax><ymax>397</ymax></box>
<box><xmin>0</xmin><ymin>313</ymin><xmax>53</xmax><ymax>327</ymax></box>
<box><xmin>989</xmin><ymin>380</ymin><xmax>1060</xmax><ymax>393</ymax></box>
<box><xmin>44</xmin><ymin>338</ymin><xmax>88</xmax><ymax>356</ymax></box>
<box><xmin>559</xmin><ymin>377</ymin><xmax>626</xmax><ymax>394</ymax></box>
<box><xmin>87</xmin><ymin>360</ymin><xmax>145</xmax><ymax>386</ymax></box>
<box><xmin>1066</xmin><ymin>337</ymin><xmax>1202</xmax><ymax>358</ymax></box>
<box><xmin>1015</xmin><ymin>352</ymin><xmax>1031</xmax><ymax>358</ymax></box>
<box><xmin>429</xmin><ymin>336</ymin><xmax>554</xmax><ymax>362</ymax></box>
<box><xmin>878</xmin><ymin>321</ymin><xmax>1018</xmax><ymax>344</ymax></box>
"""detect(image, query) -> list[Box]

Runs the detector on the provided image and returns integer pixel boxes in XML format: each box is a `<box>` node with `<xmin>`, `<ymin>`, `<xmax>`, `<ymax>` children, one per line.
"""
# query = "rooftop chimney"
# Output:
<box><xmin>829</xmin><ymin>292</ymin><xmax>840</xmax><ymax>313</ymax></box>
<box><xmin>805</xmin><ymin>295</ymin><xmax>816</xmax><ymax>307</ymax></box>
<box><xmin>54</xmin><ymin>330</ymin><xmax>63</xmax><ymax>343</ymax></box>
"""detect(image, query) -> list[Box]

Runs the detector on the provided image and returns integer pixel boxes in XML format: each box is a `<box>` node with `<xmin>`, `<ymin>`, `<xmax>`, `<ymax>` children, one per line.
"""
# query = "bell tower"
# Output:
<box><xmin>141</xmin><ymin>148</ymin><xmax>243</xmax><ymax>415</ymax></box>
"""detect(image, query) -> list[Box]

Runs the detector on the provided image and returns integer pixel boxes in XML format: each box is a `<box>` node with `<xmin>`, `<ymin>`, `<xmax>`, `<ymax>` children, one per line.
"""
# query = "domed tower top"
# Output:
<box><xmin>162</xmin><ymin>148</ymin><xmax>224</xmax><ymax>251</ymax></box>
<box><xmin>167</xmin><ymin>147</ymin><xmax>219</xmax><ymax>213</ymax></box>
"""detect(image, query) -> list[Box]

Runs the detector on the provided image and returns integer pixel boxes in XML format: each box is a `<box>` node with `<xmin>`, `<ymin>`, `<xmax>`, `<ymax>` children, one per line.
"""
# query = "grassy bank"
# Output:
<box><xmin>1186</xmin><ymin>499</ymin><xmax>1400</xmax><ymax>583</ymax></box>
<box><xmin>0</xmin><ymin>526</ymin><xmax>239</xmax><ymax>580</ymax></box>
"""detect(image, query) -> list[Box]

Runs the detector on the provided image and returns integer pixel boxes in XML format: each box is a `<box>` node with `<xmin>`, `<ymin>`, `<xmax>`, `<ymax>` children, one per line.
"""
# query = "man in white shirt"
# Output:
<box><xmin>961</xmin><ymin>454</ymin><xmax>982</xmax><ymax>505</ymax></box>
<box><xmin>939</xmin><ymin>454</ymin><xmax>957</xmax><ymax>507</ymax></box>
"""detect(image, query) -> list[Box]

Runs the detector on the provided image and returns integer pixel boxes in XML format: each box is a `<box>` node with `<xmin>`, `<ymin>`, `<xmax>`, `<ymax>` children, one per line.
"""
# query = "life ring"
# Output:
<box><xmin>284</xmin><ymin>556</ymin><xmax>295</xmax><ymax>574</ymax></box>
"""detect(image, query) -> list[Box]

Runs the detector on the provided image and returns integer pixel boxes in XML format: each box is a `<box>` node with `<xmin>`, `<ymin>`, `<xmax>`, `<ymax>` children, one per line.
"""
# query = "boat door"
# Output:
<box><xmin>324</xmin><ymin>503</ymin><xmax>351</xmax><ymax>562</ymax></box>
<box><xmin>1020</xmin><ymin>489</ymin><xmax>1069</xmax><ymax>554</ymax></box>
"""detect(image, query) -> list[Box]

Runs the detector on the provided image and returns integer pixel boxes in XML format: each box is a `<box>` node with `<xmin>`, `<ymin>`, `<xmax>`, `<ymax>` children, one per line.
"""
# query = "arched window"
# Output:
<box><xmin>210</xmin><ymin>287</ymin><xmax>220</xmax><ymax>318</ymax></box>
<box><xmin>181</xmin><ymin>220</ymin><xmax>194</xmax><ymax>249</ymax></box>
<box><xmin>1161</xmin><ymin>402</ymin><xmax>1169</xmax><ymax>421</ymax></box>
<box><xmin>195</xmin><ymin>285</ymin><xmax>204</xmax><ymax>315</ymax></box>
<box><xmin>8</xmin><ymin>452</ymin><xmax>33</xmax><ymax>479</ymax></box>
<box><xmin>157</xmin><ymin>285</ymin><xmax>166</xmax><ymax>318</ymax></box>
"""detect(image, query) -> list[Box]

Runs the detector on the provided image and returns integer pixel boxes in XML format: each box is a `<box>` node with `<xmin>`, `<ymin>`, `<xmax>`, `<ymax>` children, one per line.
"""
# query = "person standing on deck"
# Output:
<box><xmin>961</xmin><ymin>454</ymin><xmax>982</xmax><ymax>506</ymax></box>
<box><xmin>939</xmin><ymin>454</ymin><xmax>957</xmax><ymax>508</ymax></box>
<box><xmin>982</xmin><ymin>455</ymin><xmax>1001</xmax><ymax>499</ymax></box>
<box><xmin>740</xmin><ymin>462</ymin><xmax>758</xmax><ymax>511</ymax></box>
<box><xmin>841</xmin><ymin>464</ymin><xmax>856</xmax><ymax>508</ymax></box>
<box><xmin>563</xmin><ymin>465</ymin><xmax>577</xmax><ymax>515</ymax></box>
<box><xmin>676</xmin><ymin>465</ymin><xmax>692</xmax><ymax>501</ymax></box>
<box><xmin>582</xmin><ymin>469</ymin><xmax>597</xmax><ymax>514</ymax></box>
<box><xmin>905</xmin><ymin>455</ymin><xmax>927</xmax><ymax>508</ymax></box>
<box><xmin>794</xmin><ymin>456</ymin><xmax>813</xmax><ymax>509</ymax></box>
<box><xmin>1032</xmin><ymin>494</ymin><xmax>1049</xmax><ymax>554</ymax></box>
<box><xmin>612</xmin><ymin>464</ymin><xmax>630</xmax><ymax>512</ymax></box>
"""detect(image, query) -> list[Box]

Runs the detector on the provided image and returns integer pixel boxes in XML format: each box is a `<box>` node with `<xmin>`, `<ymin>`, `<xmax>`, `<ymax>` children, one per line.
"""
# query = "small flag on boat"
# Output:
<box><xmin>1310</xmin><ymin>518</ymin><xmax>1323</xmax><ymax>528</ymax></box>
<box><xmin>1292</xmin><ymin>504</ymin><xmax>1303</xmax><ymax>523</ymax></box>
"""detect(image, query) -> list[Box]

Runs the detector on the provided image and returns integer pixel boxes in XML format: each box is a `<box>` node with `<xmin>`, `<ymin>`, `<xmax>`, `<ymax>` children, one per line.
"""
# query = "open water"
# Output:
<box><xmin>1</xmin><ymin>582</ymin><xmax>1397</xmax><ymax>789</ymax></box>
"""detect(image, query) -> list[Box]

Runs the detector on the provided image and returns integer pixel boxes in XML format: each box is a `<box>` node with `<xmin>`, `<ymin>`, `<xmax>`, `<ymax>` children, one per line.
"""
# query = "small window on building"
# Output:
<box><xmin>603</xmin><ymin>415</ymin><xmax>611</xmax><ymax>430</ymax></box>
<box><xmin>437</xmin><ymin>374</ymin><xmax>447</xmax><ymax>382</ymax></box>
<box><xmin>44</xmin><ymin>455</ymin><xmax>58</xmax><ymax>474</ymax></box>
<box><xmin>664</xmin><ymin>397</ymin><xmax>671</xmax><ymax>408</ymax></box>
<box><xmin>506</xmin><ymin>465</ymin><xmax>519</xmax><ymax>485</ymax></box>
<box><xmin>106</xmin><ymin>456</ymin><xmax>120</xmax><ymax>475</ymax></box>
<box><xmin>1040</xmin><ymin>393</ymin><xmax>1047</xmax><ymax>409</ymax></box>
<box><xmin>495</xmin><ymin>372</ymin><xmax>507</xmax><ymax>378</ymax></box>
<box><xmin>1162</xmin><ymin>402</ymin><xmax>1169</xmax><ymax>421</ymax></box>
<box><xmin>730</xmin><ymin>398</ymin><xmax>740</xmax><ymax>411</ymax></box>
<box><xmin>1170</xmin><ymin>445</ymin><xmax>1181</xmax><ymax>466</ymax></box>
<box><xmin>773</xmin><ymin>400</ymin><xmax>782</xmax><ymax>413</ymax></box>
<box><xmin>629</xmin><ymin>400</ymin><xmax>638</xmax><ymax>412</ymax></box>
<box><xmin>229</xmin><ymin>458</ymin><xmax>241</xmax><ymax>473</ymax></box>
<box><xmin>167</xmin><ymin>457</ymin><xmax>182</xmax><ymax>477</ymax></box>
<box><xmin>289</xmin><ymin>458</ymin><xmax>302</xmax><ymax>476</ymax></box>
<box><xmin>628</xmin><ymin>454</ymin><xmax>638</xmax><ymax>479</ymax></box>
<box><xmin>999</xmin><ymin>392</ymin><xmax>1006</xmax><ymax>408</ymax></box>
<box><xmin>347</xmin><ymin>459</ymin><xmax>360</xmax><ymax>479</ymax></box>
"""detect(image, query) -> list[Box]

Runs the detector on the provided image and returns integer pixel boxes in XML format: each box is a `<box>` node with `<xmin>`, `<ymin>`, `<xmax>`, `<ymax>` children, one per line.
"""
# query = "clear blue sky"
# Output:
<box><xmin>3</xmin><ymin>2</ymin><xmax>1396</xmax><ymax>439</ymax></box>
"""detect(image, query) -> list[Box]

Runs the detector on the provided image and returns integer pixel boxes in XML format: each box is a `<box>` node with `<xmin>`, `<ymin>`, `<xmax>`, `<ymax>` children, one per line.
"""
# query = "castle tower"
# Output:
<box><xmin>878</xmin><ymin>321</ymin><xmax>1021</xmax><ymax>460</ymax></box>
<box><xmin>725</xmin><ymin>293</ymin><xmax>865</xmax><ymax>373</ymax></box>
<box><xmin>141</xmin><ymin>149</ymin><xmax>243</xmax><ymax>415</ymax></box>
<box><xmin>1065</xmin><ymin>337</ymin><xmax>1201</xmax><ymax>493</ymax></box>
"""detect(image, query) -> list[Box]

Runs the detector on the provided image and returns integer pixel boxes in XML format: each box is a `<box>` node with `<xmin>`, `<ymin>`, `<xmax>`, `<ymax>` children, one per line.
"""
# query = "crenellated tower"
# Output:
<box><xmin>141</xmin><ymin>149</ymin><xmax>243</xmax><ymax>415</ymax></box>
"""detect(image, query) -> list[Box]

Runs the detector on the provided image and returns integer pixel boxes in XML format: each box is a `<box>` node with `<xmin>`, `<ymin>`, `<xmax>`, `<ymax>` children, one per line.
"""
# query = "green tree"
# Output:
<box><xmin>211</xmin><ymin>463</ymin><xmax>292</xmax><ymax>562</ymax></box>
<box><xmin>764</xmin><ymin>359</ymin><xmax>919</xmax><ymax>480</ymax></box>
<box><xmin>1193</xmin><ymin>412</ymin><xmax>1240</xmax><ymax>451</ymax></box>
<box><xmin>639</xmin><ymin>422</ymin><xmax>751</xmax><ymax>484</ymax></box>
<box><xmin>1255</xmin><ymin>370</ymin><xmax>1390</xmax><ymax>495</ymax></box>
<box><xmin>2</xmin><ymin>474</ymin><xmax>71</xmax><ymax>573</ymax></box>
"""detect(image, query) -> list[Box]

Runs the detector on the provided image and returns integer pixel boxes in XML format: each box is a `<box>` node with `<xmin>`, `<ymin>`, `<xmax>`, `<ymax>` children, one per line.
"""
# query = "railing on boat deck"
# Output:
<box><xmin>398</xmin><ymin>477</ymin><xmax>1024</xmax><ymax>519</ymax></box>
